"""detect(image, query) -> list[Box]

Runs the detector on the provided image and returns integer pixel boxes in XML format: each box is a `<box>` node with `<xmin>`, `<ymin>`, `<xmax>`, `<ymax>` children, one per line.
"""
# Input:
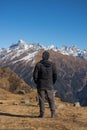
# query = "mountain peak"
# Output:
<box><xmin>18</xmin><ymin>39</ymin><xmax>28</xmax><ymax>50</ymax></box>
<box><xmin>48</xmin><ymin>45</ymin><xmax>58</xmax><ymax>51</ymax></box>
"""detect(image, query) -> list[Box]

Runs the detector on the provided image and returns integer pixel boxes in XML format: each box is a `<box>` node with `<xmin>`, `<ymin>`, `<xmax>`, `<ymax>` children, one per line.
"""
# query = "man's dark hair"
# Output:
<box><xmin>42</xmin><ymin>51</ymin><xmax>50</xmax><ymax>60</ymax></box>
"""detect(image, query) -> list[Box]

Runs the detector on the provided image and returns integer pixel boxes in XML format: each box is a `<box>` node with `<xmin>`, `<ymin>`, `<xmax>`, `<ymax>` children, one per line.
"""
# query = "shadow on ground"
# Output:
<box><xmin>0</xmin><ymin>112</ymin><xmax>38</xmax><ymax>118</ymax></box>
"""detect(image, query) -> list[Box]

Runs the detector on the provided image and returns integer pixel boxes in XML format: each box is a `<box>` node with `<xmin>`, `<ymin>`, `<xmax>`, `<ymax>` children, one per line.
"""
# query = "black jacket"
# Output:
<box><xmin>33</xmin><ymin>60</ymin><xmax>57</xmax><ymax>90</ymax></box>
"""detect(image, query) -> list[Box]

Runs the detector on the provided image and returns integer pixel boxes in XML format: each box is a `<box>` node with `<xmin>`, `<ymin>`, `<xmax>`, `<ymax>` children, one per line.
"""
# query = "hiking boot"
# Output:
<box><xmin>51</xmin><ymin>112</ymin><xmax>58</xmax><ymax>118</ymax></box>
<box><xmin>38</xmin><ymin>115</ymin><xmax>44</xmax><ymax>118</ymax></box>
<box><xmin>38</xmin><ymin>113</ymin><xmax>44</xmax><ymax>118</ymax></box>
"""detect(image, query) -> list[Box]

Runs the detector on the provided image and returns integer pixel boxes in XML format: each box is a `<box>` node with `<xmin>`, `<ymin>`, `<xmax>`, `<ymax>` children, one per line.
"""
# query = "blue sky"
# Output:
<box><xmin>0</xmin><ymin>0</ymin><xmax>87</xmax><ymax>49</ymax></box>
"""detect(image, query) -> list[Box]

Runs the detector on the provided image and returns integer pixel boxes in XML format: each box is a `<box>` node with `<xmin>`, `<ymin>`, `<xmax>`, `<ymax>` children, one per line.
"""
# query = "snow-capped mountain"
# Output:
<box><xmin>58</xmin><ymin>45</ymin><xmax>87</xmax><ymax>59</ymax></box>
<box><xmin>0</xmin><ymin>40</ymin><xmax>44</xmax><ymax>65</ymax></box>
<box><xmin>0</xmin><ymin>40</ymin><xmax>87</xmax><ymax>62</ymax></box>
<box><xmin>0</xmin><ymin>40</ymin><xmax>87</xmax><ymax>106</ymax></box>
<box><xmin>9</xmin><ymin>40</ymin><xmax>45</xmax><ymax>50</ymax></box>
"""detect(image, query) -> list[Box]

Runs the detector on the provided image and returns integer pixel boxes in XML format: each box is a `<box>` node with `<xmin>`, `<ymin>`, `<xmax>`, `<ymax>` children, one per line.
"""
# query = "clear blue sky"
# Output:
<box><xmin>0</xmin><ymin>0</ymin><xmax>87</xmax><ymax>49</ymax></box>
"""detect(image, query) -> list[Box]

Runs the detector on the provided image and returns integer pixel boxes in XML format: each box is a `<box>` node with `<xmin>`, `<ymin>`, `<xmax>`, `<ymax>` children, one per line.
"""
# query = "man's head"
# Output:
<box><xmin>42</xmin><ymin>51</ymin><xmax>50</xmax><ymax>60</ymax></box>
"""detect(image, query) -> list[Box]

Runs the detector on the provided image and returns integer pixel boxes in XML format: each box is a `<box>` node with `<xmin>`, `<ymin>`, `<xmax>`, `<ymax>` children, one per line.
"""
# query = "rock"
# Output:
<box><xmin>13</xmin><ymin>102</ymin><xmax>19</xmax><ymax>105</ymax></box>
<box><xmin>0</xmin><ymin>101</ymin><xmax>4</xmax><ymax>104</ymax></box>
<box><xmin>53</xmin><ymin>90</ymin><xmax>57</xmax><ymax>97</ymax></box>
<box><xmin>73</xmin><ymin>102</ymin><xmax>80</xmax><ymax>107</ymax></box>
<box><xmin>21</xmin><ymin>100</ymin><xmax>30</xmax><ymax>105</ymax></box>
<box><xmin>16</xmin><ymin>90</ymin><xmax>26</xmax><ymax>95</ymax></box>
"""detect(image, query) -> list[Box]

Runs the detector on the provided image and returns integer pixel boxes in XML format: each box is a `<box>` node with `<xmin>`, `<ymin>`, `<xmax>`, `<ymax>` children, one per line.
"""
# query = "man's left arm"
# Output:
<box><xmin>33</xmin><ymin>63</ymin><xmax>39</xmax><ymax>84</ymax></box>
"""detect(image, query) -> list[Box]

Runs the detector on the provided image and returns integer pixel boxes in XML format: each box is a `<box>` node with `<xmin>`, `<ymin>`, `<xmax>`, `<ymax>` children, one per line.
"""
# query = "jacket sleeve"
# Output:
<box><xmin>33</xmin><ymin>63</ymin><xmax>39</xmax><ymax>84</ymax></box>
<box><xmin>52</xmin><ymin>63</ymin><xmax>57</xmax><ymax>84</ymax></box>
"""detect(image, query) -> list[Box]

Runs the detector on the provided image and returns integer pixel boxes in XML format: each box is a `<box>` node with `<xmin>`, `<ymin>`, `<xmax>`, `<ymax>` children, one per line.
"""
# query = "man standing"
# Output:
<box><xmin>33</xmin><ymin>51</ymin><xmax>57</xmax><ymax>118</ymax></box>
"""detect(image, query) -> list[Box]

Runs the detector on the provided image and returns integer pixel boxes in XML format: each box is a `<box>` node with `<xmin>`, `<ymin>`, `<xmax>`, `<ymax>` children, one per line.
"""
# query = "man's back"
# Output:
<box><xmin>37</xmin><ymin>60</ymin><xmax>53</xmax><ymax>80</ymax></box>
<box><xmin>33</xmin><ymin>53</ymin><xmax>57</xmax><ymax>90</ymax></box>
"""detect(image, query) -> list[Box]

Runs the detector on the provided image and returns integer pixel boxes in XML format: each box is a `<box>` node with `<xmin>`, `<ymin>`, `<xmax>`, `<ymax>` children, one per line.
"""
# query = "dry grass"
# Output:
<box><xmin>0</xmin><ymin>88</ymin><xmax>87</xmax><ymax>130</ymax></box>
<box><xmin>0</xmin><ymin>67</ymin><xmax>31</xmax><ymax>93</ymax></box>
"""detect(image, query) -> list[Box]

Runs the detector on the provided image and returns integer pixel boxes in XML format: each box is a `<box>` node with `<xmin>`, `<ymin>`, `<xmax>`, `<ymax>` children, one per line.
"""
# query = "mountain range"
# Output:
<box><xmin>0</xmin><ymin>39</ymin><xmax>87</xmax><ymax>60</ymax></box>
<box><xmin>0</xmin><ymin>40</ymin><xmax>87</xmax><ymax>106</ymax></box>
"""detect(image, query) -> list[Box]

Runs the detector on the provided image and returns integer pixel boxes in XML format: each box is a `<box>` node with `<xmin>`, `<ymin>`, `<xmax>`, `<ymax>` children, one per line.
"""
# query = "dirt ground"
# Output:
<box><xmin>0</xmin><ymin>88</ymin><xmax>87</xmax><ymax>130</ymax></box>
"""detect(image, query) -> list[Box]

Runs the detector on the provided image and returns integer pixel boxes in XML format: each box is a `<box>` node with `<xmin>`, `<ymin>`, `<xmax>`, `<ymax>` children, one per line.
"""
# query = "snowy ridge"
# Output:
<box><xmin>0</xmin><ymin>40</ymin><xmax>87</xmax><ymax>64</ymax></box>
<box><xmin>58</xmin><ymin>45</ymin><xmax>87</xmax><ymax>59</ymax></box>
<box><xmin>12</xmin><ymin>51</ymin><xmax>38</xmax><ymax>64</ymax></box>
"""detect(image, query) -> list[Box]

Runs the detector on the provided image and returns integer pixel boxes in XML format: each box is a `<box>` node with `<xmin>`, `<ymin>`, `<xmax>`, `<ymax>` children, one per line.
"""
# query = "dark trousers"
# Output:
<box><xmin>37</xmin><ymin>89</ymin><xmax>55</xmax><ymax>115</ymax></box>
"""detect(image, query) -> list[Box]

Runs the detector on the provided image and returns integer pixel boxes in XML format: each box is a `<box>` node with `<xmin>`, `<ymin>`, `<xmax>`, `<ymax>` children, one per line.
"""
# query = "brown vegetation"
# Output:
<box><xmin>0</xmin><ymin>88</ymin><xmax>87</xmax><ymax>130</ymax></box>
<box><xmin>0</xmin><ymin>67</ymin><xmax>31</xmax><ymax>93</ymax></box>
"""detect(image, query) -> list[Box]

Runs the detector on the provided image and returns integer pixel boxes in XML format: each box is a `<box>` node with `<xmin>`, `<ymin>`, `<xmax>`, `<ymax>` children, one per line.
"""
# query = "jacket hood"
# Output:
<box><xmin>40</xmin><ymin>60</ymin><xmax>52</xmax><ymax>68</ymax></box>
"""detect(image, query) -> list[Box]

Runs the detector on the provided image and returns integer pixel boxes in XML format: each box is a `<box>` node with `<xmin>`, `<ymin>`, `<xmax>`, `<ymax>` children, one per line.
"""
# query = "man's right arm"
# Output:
<box><xmin>52</xmin><ymin>63</ymin><xmax>57</xmax><ymax>84</ymax></box>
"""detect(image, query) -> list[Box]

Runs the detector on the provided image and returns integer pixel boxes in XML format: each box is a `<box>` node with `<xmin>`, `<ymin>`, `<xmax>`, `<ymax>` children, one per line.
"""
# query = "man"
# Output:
<box><xmin>33</xmin><ymin>51</ymin><xmax>57</xmax><ymax>118</ymax></box>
